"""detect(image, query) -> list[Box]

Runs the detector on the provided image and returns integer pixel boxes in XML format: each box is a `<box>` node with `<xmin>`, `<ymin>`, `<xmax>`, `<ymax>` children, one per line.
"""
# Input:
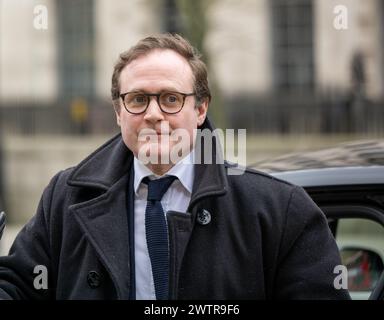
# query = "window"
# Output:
<box><xmin>271</xmin><ymin>0</ymin><xmax>314</xmax><ymax>92</ymax></box>
<box><xmin>163</xmin><ymin>0</ymin><xmax>182</xmax><ymax>33</ymax></box>
<box><xmin>337</xmin><ymin>218</ymin><xmax>384</xmax><ymax>296</ymax></box>
<box><xmin>325</xmin><ymin>206</ymin><xmax>384</xmax><ymax>300</ymax></box>
<box><xmin>56</xmin><ymin>0</ymin><xmax>95</xmax><ymax>99</ymax></box>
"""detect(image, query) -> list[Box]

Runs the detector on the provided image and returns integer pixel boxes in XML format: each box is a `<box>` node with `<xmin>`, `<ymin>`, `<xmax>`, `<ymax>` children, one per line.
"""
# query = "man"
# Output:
<box><xmin>0</xmin><ymin>34</ymin><xmax>350</xmax><ymax>299</ymax></box>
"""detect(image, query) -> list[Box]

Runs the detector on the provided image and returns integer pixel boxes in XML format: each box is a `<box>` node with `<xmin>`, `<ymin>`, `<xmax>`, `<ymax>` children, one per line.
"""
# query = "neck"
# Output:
<box><xmin>145</xmin><ymin>150</ymin><xmax>193</xmax><ymax>176</ymax></box>
<box><xmin>147</xmin><ymin>163</ymin><xmax>175</xmax><ymax>176</ymax></box>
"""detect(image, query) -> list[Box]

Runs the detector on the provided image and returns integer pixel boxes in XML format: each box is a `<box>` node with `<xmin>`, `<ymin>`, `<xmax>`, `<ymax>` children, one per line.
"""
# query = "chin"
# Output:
<box><xmin>137</xmin><ymin>142</ymin><xmax>172</xmax><ymax>165</ymax></box>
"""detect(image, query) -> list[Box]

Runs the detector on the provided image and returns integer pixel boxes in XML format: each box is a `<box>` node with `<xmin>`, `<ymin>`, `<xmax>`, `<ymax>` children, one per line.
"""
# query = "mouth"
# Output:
<box><xmin>138</xmin><ymin>133</ymin><xmax>171</xmax><ymax>143</ymax></box>
<box><xmin>141</xmin><ymin>133</ymin><xmax>170</xmax><ymax>137</ymax></box>
<box><xmin>155</xmin><ymin>130</ymin><xmax>171</xmax><ymax>135</ymax></box>
<box><xmin>139</xmin><ymin>130</ymin><xmax>171</xmax><ymax>136</ymax></box>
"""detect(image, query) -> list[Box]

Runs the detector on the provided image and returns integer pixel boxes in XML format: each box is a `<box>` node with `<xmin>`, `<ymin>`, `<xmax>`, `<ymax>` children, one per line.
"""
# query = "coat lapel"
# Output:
<box><xmin>189</xmin><ymin>117</ymin><xmax>228</xmax><ymax>208</ymax></box>
<box><xmin>70</xmin><ymin>174</ymin><xmax>131</xmax><ymax>299</ymax></box>
<box><xmin>67</xmin><ymin>135</ymin><xmax>133</xmax><ymax>299</ymax></box>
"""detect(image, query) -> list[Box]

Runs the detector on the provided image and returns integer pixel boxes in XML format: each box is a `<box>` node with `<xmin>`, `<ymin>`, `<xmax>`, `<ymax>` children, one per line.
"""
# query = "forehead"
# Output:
<box><xmin>119</xmin><ymin>49</ymin><xmax>194</xmax><ymax>92</ymax></box>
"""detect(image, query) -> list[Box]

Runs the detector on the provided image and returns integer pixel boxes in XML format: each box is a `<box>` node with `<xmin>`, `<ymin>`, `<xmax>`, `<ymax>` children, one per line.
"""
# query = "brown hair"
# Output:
<box><xmin>111</xmin><ymin>33</ymin><xmax>211</xmax><ymax>107</ymax></box>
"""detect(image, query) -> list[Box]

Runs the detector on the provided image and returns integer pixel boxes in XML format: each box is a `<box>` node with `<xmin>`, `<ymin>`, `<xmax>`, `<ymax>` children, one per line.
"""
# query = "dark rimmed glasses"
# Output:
<box><xmin>119</xmin><ymin>91</ymin><xmax>196</xmax><ymax>115</ymax></box>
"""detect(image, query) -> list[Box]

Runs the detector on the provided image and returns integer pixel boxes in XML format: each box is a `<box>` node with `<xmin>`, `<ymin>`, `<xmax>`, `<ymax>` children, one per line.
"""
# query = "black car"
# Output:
<box><xmin>254</xmin><ymin>140</ymin><xmax>384</xmax><ymax>300</ymax></box>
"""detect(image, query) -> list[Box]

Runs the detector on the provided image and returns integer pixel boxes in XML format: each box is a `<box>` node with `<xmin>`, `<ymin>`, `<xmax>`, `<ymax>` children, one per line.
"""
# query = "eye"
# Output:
<box><xmin>166</xmin><ymin>95</ymin><xmax>177</xmax><ymax>103</ymax></box>
<box><xmin>133</xmin><ymin>95</ymin><xmax>146</xmax><ymax>104</ymax></box>
<box><xmin>162</xmin><ymin>92</ymin><xmax>181</xmax><ymax>104</ymax></box>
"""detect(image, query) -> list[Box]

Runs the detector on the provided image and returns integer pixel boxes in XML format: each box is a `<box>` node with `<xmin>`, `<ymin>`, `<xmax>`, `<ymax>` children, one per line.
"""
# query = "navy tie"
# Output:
<box><xmin>143</xmin><ymin>175</ymin><xmax>177</xmax><ymax>300</ymax></box>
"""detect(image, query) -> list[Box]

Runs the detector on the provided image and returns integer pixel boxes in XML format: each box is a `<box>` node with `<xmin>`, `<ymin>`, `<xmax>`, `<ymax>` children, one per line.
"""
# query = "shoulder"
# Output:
<box><xmin>224</xmin><ymin>161</ymin><xmax>298</xmax><ymax>196</ymax></box>
<box><xmin>222</xmin><ymin>161</ymin><xmax>320</xmax><ymax>227</ymax></box>
<box><xmin>39</xmin><ymin>167</ymin><xmax>76</xmax><ymax>211</ymax></box>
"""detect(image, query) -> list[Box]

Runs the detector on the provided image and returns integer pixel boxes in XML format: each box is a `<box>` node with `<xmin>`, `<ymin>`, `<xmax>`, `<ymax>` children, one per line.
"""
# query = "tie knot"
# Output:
<box><xmin>143</xmin><ymin>176</ymin><xmax>177</xmax><ymax>201</ymax></box>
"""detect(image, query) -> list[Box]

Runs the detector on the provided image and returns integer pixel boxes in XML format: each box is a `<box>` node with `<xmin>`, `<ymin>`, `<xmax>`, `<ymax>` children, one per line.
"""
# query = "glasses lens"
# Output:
<box><xmin>160</xmin><ymin>92</ymin><xmax>183</xmax><ymax>113</ymax></box>
<box><xmin>124</xmin><ymin>93</ymin><xmax>148</xmax><ymax>113</ymax></box>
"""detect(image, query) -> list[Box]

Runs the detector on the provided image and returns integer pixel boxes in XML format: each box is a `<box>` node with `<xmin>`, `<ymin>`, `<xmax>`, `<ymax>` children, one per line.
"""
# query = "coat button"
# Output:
<box><xmin>87</xmin><ymin>271</ymin><xmax>101</xmax><ymax>288</ymax></box>
<box><xmin>197</xmin><ymin>209</ymin><xmax>211</xmax><ymax>225</ymax></box>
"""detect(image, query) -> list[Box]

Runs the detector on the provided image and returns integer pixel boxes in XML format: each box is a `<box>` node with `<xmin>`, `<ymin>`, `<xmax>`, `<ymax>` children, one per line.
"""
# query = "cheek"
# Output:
<box><xmin>119</xmin><ymin>117</ymin><xmax>141</xmax><ymax>147</ymax></box>
<box><xmin>172</xmin><ymin>110</ymin><xmax>198</xmax><ymax>129</ymax></box>
<box><xmin>120</xmin><ymin>114</ymin><xmax>140</xmax><ymax>131</ymax></box>
<box><xmin>172</xmin><ymin>116</ymin><xmax>199</xmax><ymax>143</ymax></box>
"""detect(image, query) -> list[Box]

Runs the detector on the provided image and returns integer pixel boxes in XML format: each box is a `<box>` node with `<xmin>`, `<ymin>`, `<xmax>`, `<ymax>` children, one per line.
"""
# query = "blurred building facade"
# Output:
<box><xmin>1</xmin><ymin>0</ymin><xmax>384</xmax><ymax>224</ymax></box>
<box><xmin>0</xmin><ymin>0</ymin><xmax>384</xmax><ymax>135</ymax></box>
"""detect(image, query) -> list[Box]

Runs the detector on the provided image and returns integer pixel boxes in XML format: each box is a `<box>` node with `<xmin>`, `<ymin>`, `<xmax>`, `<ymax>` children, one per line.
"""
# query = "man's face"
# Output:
<box><xmin>115</xmin><ymin>49</ymin><xmax>208</xmax><ymax>171</ymax></box>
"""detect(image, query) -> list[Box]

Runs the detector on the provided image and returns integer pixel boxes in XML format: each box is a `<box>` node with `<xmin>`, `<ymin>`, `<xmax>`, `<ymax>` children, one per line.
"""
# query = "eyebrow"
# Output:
<box><xmin>127</xmin><ymin>86</ymin><xmax>187</xmax><ymax>93</ymax></box>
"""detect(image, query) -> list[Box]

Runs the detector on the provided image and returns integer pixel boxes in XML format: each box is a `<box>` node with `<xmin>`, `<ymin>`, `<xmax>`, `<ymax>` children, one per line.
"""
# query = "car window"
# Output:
<box><xmin>335</xmin><ymin>217</ymin><xmax>384</xmax><ymax>300</ymax></box>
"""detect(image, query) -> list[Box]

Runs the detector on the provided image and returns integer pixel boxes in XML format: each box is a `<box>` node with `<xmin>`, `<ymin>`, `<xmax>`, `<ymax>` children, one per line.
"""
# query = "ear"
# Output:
<box><xmin>195</xmin><ymin>99</ymin><xmax>209</xmax><ymax>126</ymax></box>
<box><xmin>113</xmin><ymin>101</ymin><xmax>122</xmax><ymax>126</ymax></box>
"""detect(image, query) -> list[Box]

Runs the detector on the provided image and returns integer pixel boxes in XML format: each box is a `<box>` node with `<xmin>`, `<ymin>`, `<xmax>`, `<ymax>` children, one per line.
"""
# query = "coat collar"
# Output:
<box><xmin>67</xmin><ymin>117</ymin><xmax>228</xmax><ymax>201</ymax></box>
<box><xmin>67</xmin><ymin>134</ymin><xmax>132</xmax><ymax>190</ymax></box>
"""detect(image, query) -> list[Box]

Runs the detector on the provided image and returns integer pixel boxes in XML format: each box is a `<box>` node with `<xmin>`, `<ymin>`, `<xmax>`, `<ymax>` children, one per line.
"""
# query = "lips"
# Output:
<box><xmin>139</xmin><ymin>129</ymin><xmax>171</xmax><ymax>136</ymax></box>
<box><xmin>141</xmin><ymin>133</ymin><xmax>170</xmax><ymax>137</ymax></box>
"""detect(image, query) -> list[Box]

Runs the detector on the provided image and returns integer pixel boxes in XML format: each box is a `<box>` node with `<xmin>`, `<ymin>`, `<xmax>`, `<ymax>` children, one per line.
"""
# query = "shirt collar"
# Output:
<box><xmin>133</xmin><ymin>151</ymin><xmax>195</xmax><ymax>195</ymax></box>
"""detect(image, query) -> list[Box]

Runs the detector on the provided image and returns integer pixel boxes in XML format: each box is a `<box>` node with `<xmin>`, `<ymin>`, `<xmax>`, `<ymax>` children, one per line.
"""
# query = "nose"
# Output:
<box><xmin>143</xmin><ymin>96</ymin><xmax>164</xmax><ymax>123</ymax></box>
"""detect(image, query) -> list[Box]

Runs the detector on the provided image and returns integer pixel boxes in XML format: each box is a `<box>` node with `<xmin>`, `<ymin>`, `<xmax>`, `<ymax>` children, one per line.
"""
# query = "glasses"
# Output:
<box><xmin>119</xmin><ymin>91</ymin><xmax>196</xmax><ymax>115</ymax></box>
